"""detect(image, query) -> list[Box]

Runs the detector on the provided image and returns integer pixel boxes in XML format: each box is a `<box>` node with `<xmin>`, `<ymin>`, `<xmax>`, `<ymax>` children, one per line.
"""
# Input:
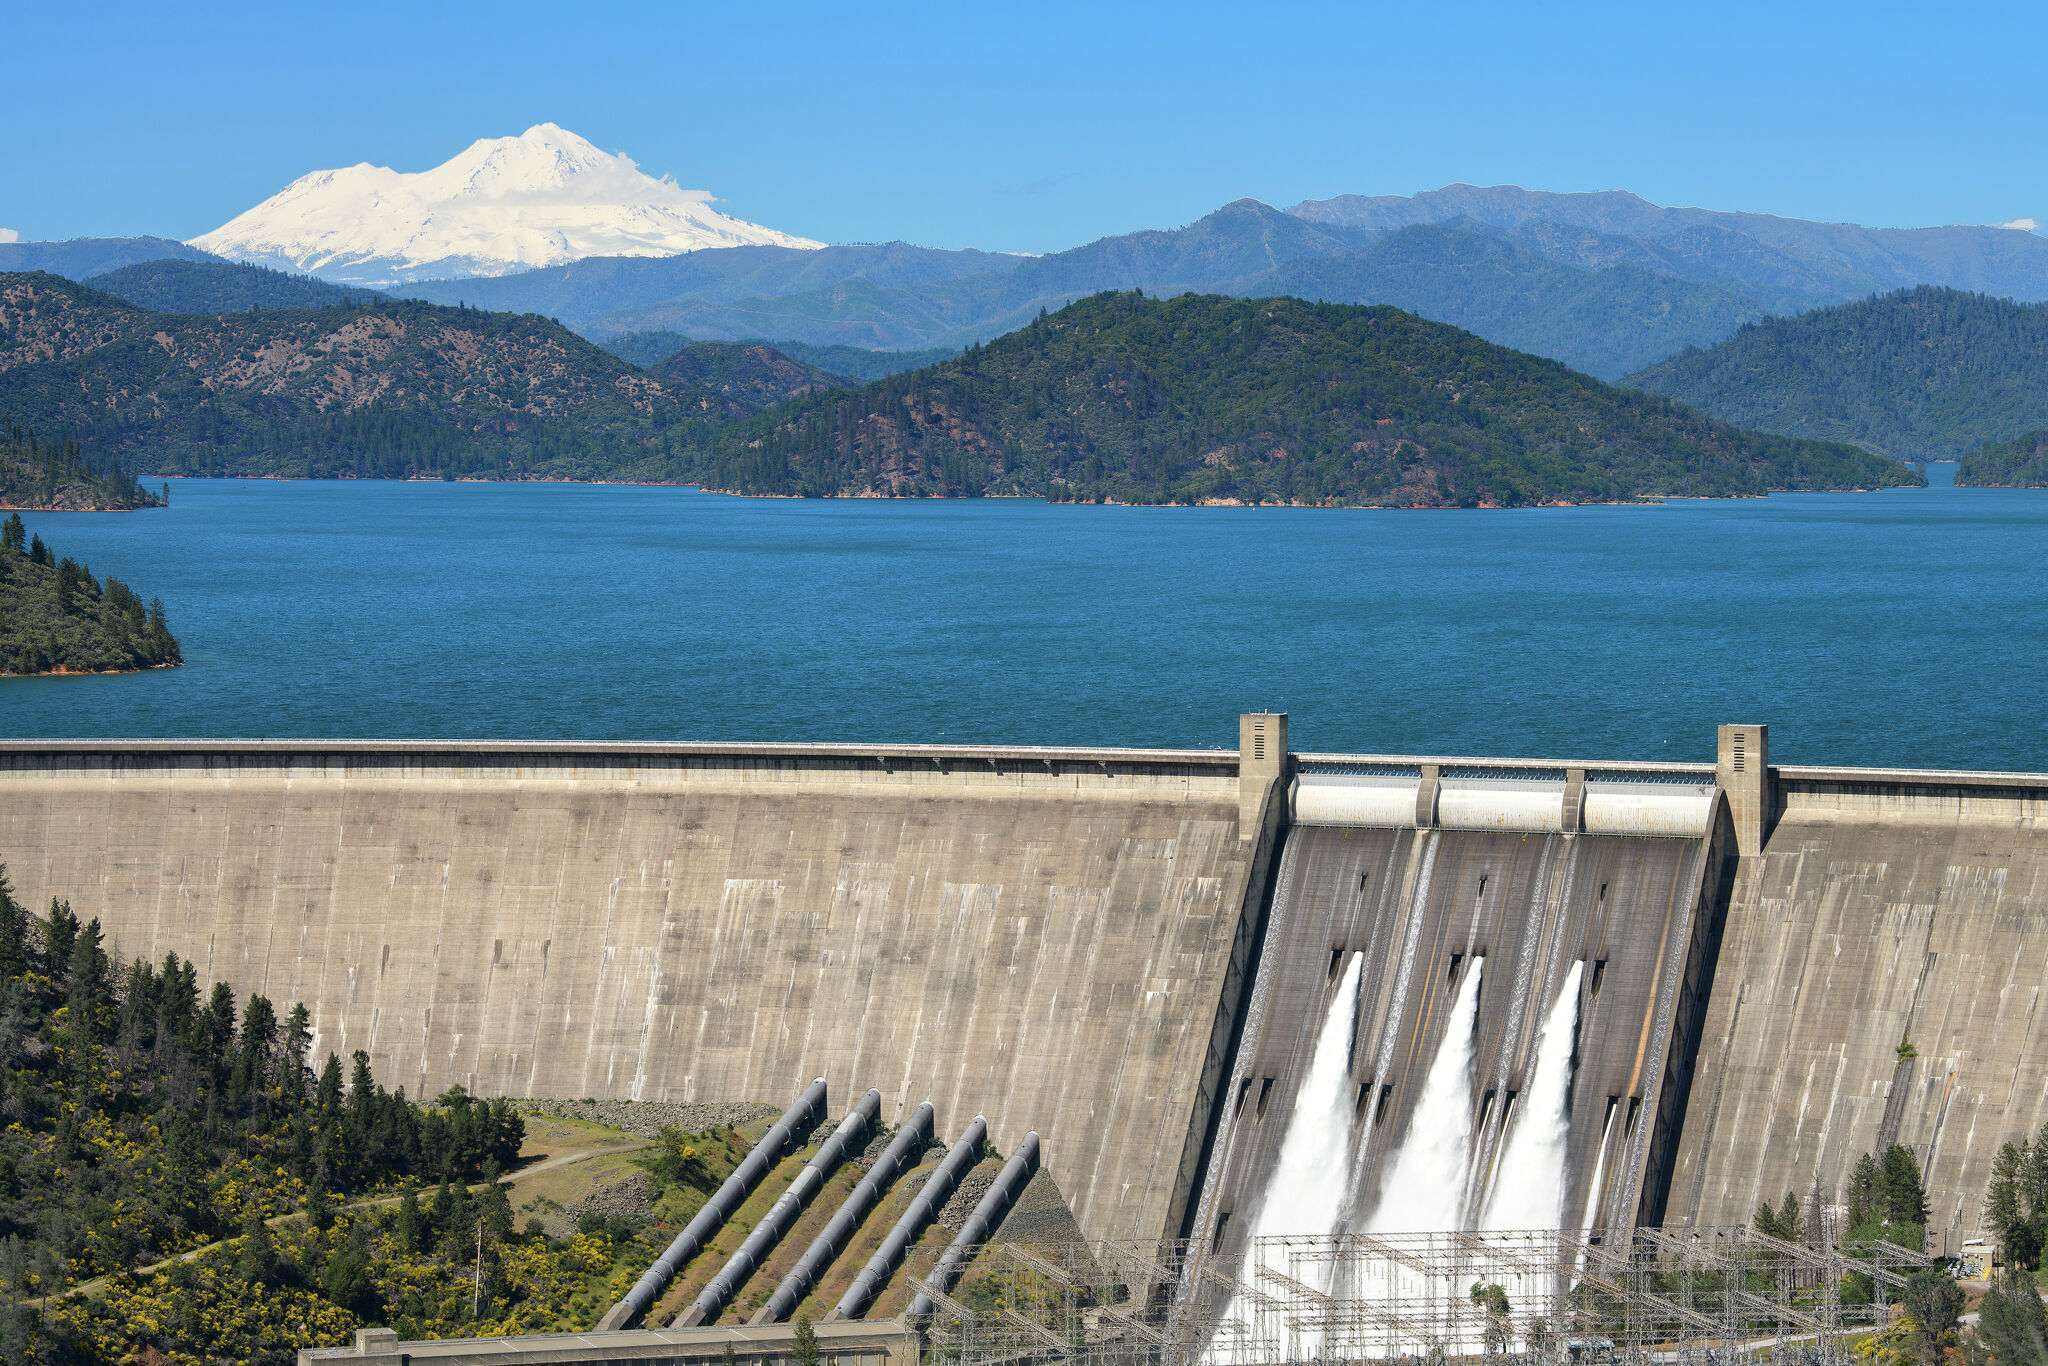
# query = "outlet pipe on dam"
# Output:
<box><xmin>757</xmin><ymin>1101</ymin><xmax>936</xmax><ymax>1324</ymax></box>
<box><xmin>597</xmin><ymin>1077</ymin><xmax>829</xmax><ymax>1332</ymax></box>
<box><xmin>830</xmin><ymin>1114</ymin><xmax>988</xmax><ymax>1321</ymax></box>
<box><xmin>677</xmin><ymin>1088</ymin><xmax>884</xmax><ymax>1327</ymax></box>
<box><xmin>905</xmin><ymin>1132</ymin><xmax>1041</xmax><ymax>1329</ymax></box>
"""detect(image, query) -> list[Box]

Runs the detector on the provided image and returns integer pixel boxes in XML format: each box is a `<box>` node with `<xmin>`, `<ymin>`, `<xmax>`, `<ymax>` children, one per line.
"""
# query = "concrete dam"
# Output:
<box><xmin>4</xmin><ymin>717</ymin><xmax>2047</xmax><ymax>1281</ymax></box>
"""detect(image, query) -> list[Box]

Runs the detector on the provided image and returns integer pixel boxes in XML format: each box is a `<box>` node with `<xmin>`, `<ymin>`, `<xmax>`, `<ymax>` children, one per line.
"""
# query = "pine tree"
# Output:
<box><xmin>45</xmin><ymin>899</ymin><xmax>79</xmax><ymax>983</ymax></box>
<box><xmin>0</xmin><ymin>863</ymin><xmax>27</xmax><ymax>981</ymax></box>
<box><xmin>1847</xmin><ymin>1151</ymin><xmax>1882</xmax><ymax>1229</ymax></box>
<box><xmin>1879</xmin><ymin>1143</ymin><xmax>1929</xmax><ymax>1230</ymax></box>
<box><xmin>792</xmin><ymin>1311</ymin><xmax>820</xmax><ymax>1366</ymax></box>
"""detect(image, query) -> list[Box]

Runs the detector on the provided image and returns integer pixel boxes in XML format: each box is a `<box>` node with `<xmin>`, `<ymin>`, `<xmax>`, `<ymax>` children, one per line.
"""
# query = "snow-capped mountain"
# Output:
<box><xmin>191</xmin><ymin>123</ymin><xmax>822</xmax><ymax>287</ymax></box>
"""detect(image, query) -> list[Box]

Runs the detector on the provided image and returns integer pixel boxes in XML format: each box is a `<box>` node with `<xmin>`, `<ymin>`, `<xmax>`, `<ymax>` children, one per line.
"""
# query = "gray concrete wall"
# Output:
<box><xmin>0</xmin><ymin>741</ymin><xmax>1254</xmax><ymax>1248</ymax></box>
<box><xmin>1666</xmin><ymin>766</ymin><xmax>2048</xmax><ymax>1243</ymax></box>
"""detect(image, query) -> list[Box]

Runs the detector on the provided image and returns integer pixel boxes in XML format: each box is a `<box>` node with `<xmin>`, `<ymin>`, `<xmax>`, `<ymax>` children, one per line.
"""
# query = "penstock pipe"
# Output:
<box><xmin>831</xmin><ymin>1114</ymin><xmax>988</xmax><ymax>1321</ymax></box>
<box><xmin>759</xmin><ymin>1101</ymin><xmax>935</xmax><ymax>1323</ymax></box>
<box><xmin>594</xmin><ymin>1077</ymin><xmax>828</xmax><ymax>1332</ymax></box>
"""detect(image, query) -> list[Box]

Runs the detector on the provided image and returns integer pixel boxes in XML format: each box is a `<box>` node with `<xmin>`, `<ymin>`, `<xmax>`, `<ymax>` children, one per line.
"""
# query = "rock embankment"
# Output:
<box><xmin>513</xmin><ymin>1097</ymin><xmax>778</xmax><ymax>1138</ymax></box>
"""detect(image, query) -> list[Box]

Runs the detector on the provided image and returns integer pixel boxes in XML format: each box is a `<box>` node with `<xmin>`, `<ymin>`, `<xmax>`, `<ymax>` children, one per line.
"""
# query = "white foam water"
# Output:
<box><xmin>1484</xmin><ymin>960</ymin><xmax>1585</xmax><ymax>1230</ymax></box>
<box><xmin>1208</xmin><ymin>951</ymin><xmax>1365</xmax><ymax>1362</ymax></box>
<box><xmin>1368</xmin><ymin>956</ymin><xmax>1484</xmax><ymax>1233</ymax></box>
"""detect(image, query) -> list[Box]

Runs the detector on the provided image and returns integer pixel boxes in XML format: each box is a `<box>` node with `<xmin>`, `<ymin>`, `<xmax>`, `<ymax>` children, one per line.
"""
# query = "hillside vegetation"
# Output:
<box><xmin>1622</xmin><ymin>287</ymin><xmax>2048</xmax><ymax>460</ymax></box>
<box><xmin>0</xmin><ymin>272</ymin><xmax>675</xmax><ymax>480</ymax></box>
<box><xmin>0</xmin><ymin>425</ymin><xmax>161</xmax><ymax>510</ymax></box>
<box><xmin>650</xmin><ymin>341</ymin><xmax>845</xmax><ymax>417</ymax></box>
<box><xmin>601</xmin><ymin>329</ymin><xmax>957</xmax><ymax>380</ymax></box>
<box><xmin>0</xmin><ymin>273</ymin><xmax>847</xmax><ymax>481</ymax></box>
<box><xmin>689</xmin><ymin>291</ymin><xmax>1915</xmax><ymax>506</ymax></box>
<box><xmin>1957</xmin><ymin>430</ymin><xmax>2048</xmax><ymax>486</ymax></box>
<box><xmin>83</xmin><ymin>259</ymin><xmax>380</xmax><ymax>312</ymax></box>
<box><xmin>0</xmin><ymin>867</ymin><xmax>749</xmax><ymax>1364</ymax></box>
<box><xmin>0</xmin><ymin>514</ymin><xmax>181</xmax><ymax>675</ymax></box>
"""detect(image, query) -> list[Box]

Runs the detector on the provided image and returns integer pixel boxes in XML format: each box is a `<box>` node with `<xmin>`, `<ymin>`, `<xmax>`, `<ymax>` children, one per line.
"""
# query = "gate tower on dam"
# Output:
<box><xmin>3</xmin><ymin>720</ymin><xmax>2047</xmax><ymax>1256</ymax></box>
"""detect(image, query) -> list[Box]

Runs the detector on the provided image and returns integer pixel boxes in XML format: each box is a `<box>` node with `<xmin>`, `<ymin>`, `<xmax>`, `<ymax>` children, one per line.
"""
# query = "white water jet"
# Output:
<box><xmin>1250</xmin><ymin>951</ymin><xmax>1365</xmax><ymax>1245</ymax></box>
<box><xmin>1209</xmin><ymin>952</ymin><xmax>1365</xmax><ymax>1363</ymax></box>
<box><xmin>1368</xmin><ymin>956</ymin><xmax>1484</xmax><ymax>1232</ymax></box>
<box><xmin>1484</xmin><ymin>960</ymin><xmax>1585</xmax><ymax>1230</ymax></box>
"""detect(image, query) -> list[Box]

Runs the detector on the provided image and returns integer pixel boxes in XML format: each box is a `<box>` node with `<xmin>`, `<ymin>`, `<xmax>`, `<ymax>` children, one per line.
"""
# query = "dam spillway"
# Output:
<box><xmin>4</xmin><ymin>719</ymin><xmax>2048</xmax><ymax>1274</ymax></box>
<box><xmin>1187</xmin><ymin>765</ymin><xmax>1725</xmax><ymax>1264</ymax></box>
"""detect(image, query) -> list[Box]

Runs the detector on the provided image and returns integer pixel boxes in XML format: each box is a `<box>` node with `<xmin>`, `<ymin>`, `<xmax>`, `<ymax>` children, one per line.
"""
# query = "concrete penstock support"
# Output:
<box><xmin>904</xmin><ymin>1133</ymin><xmax>1042</xmax><ymax>1327</ymax></box>
<box><xmin>679</xmin><ymin>1088</ymin><xmax>883</xmax><ymax>1327</ymax></box>
<box><xmin>831</xmin><ymin>1115</ymin><xmax>988</xmax><ymax>1322</ymax></box>
<box><xmin>758</xmin><ymin>1101</ymin><xmax>936</xmax><ymax>1324</ymax></box>
<box><xmin>599</xmin><ymin>1077</ymin><xmax>828</xmax><ymax>1332</ymax></box>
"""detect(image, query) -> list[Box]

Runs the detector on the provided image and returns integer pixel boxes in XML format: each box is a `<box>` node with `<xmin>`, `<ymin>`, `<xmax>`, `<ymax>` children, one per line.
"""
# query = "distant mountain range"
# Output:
<box><xmin>381</xmin><ymin>188</ymin><xmax>2048</xmax><ymax>380</ymax></box>
<box><xmin>85</xmin><ymin>259</ymin><xmax>380</xmax><ymax>311</ymax></box>
<box><xmin>1290</xmin><ymin>184</ymin><xmax>2048</xmax><ymax>310</ymax></box>
<box><xmin>0</xmin><ymin>236</ymin><xmax>223</xmax><ymax>280</ymax></box>
<box><xmin>190</xmin><ymin>124</ymin><xmax>822</xmax><ymax>287</ymax></box>
<box><xmin>683</xmin><ymin>291</ymin><xmax>1914</xmax><ymax>506</ymax></box>
<box><xmin>1623</xmin><ymin>286</ymin><xmax>2048</xmax><ymax>460</ymax></box>
<box><xmin>13</xmin><ymin>178</ymin><xmax>2048</xmax><ymax>384</ymax></box>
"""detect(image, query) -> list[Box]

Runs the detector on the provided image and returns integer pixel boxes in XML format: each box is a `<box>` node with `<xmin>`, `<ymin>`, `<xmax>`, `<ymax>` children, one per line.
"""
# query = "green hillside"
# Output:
<box><xmin>651</xmin><ymin>341</ymin><xmax>845</xmax><ymax>415</ymax></box>
<box><xmin>84</xmin><ymin>258</ymin><xmax>380</xmax><ymax>311</ymax></box>
<box><xmin>601</xmin><ymin>329</ymin><xmax>957</xmax><ymax>380</ymax></box>
<box><xmin>1957</xmin><ymin>430</ymin><xmax>2048</xmax><ymax>486</ymax></box>
<box><xmin>0</xmin><ymin>514</ymin><xmax>181</xmax><ymax>674</ymax></box>
<box><xmin>1621</xmin><ymin>287</ymin><xmax>2048</xmax><ymax>460</ymax></box>
<box><xmin>689</xmin><ymin>291</ymin><xmax>1915</xmax><ymax>506</ymax></box>
<box><xmin>0</xmin><ymin>424</ymin><xmax>161</xmax><ymax>510</ymax></box>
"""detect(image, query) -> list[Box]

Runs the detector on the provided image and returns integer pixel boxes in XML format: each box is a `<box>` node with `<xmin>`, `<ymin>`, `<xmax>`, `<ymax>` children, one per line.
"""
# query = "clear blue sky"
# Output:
<box><xmin>6</xmin><ymin>0</ymin><xmax>2044</xmax><ymax>253</ymax></box>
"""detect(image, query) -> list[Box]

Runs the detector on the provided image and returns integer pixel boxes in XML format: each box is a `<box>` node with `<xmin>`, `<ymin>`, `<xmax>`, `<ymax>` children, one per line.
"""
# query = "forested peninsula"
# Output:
<box><xmin>0</xmin><ymin>425</ymin><xmax>161</xmax><ymax>511</ymax></box>
<box><xmin>686</xmin><ymin>291</ymin><xmax>1914</xmax><ymax>506</ymax></box>
<box><xmin>1957</xmin><ymin>430</ymin><xmax>2048</xmax><ymax>487</ymax></box>
<box><xmin>1623</xmin><ymin>286</ymin><xmax>2048</xmax><ymax>461</ymax></box>
<box><xmin>0</xmin><ymin>515</ymin><xmax>181</xmax><ymax>675</ymax></box>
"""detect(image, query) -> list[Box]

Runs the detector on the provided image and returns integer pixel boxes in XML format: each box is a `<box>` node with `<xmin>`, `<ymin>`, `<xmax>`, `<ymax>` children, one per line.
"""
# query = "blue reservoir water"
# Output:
<box><xmin>4</xmin><ymin>477</ymin><xmax>2044</xmax><ymax>769</ymax></box>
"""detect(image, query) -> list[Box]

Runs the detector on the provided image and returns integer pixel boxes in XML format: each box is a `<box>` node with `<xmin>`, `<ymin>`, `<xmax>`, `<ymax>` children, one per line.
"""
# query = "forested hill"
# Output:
<box><xmin>83</xmin><ymin>258</ymin><xmax>381</xmax><ymax>312</ymax></box>
<box><xmin>650</xmin><ymin>341</ymin><xmax>846</xmax><ymax>417</ymax></box>
<box><xmin>688</xmin><ymin>291</ymin><xmax>1915</xmax><ymax>506</ymax></box>
<box><xmin>0</xmin><ymin>272</ymin><xmax>822</xmax><ymax>481</ymax></box>
<box><xmin>0</xmin><ymin>424</ymin><xmax>162</xmax><ymax>510</ymax></box>
<box><xmin>1621</xmin><ymin>287</ymin><xmax>2048</xmax><ymax>460</ymax></box>
<box><xmin>1957</xmin><ymin>430</ymin><xmax>2048</xmax><ymax>487</ymax></box>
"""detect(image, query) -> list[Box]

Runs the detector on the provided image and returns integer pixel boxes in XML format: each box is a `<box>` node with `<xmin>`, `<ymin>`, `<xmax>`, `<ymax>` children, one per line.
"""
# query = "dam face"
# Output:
<box><xmin>1666</xmin><ymin>764</ymin><xmax>2048</xmax><ymax>1240</ymax></box>
<box><xmin>0</xmin><ymin>740</ymin><xmax>1262</xmax><ymax>1249</ymax></box>
<box><xmin>5</xmin><ymin>723</ymin><xmax>2048</xmax><ymax>1255</ymax></box>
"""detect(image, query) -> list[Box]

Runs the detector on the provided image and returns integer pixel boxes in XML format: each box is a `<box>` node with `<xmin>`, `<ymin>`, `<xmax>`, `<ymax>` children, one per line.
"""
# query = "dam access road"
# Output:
<box><xmin>3</xmin><ymin>719</ymin><xmax>2045</xmax><ymax>1364</ymax></box>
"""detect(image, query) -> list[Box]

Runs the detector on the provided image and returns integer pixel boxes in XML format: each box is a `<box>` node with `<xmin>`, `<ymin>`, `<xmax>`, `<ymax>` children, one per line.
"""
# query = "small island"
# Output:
<box><xmin>0</xmin><ymin>513</ymin><xmax>182</xmax><ymax>675</ymax></box>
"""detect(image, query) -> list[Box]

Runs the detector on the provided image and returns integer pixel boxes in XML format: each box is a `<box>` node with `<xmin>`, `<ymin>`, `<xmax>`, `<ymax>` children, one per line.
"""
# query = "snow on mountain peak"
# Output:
<box><xmin>191</xmin><ymin>124</ymin><xmax>822</xmax><ymax>287</ymax></box>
